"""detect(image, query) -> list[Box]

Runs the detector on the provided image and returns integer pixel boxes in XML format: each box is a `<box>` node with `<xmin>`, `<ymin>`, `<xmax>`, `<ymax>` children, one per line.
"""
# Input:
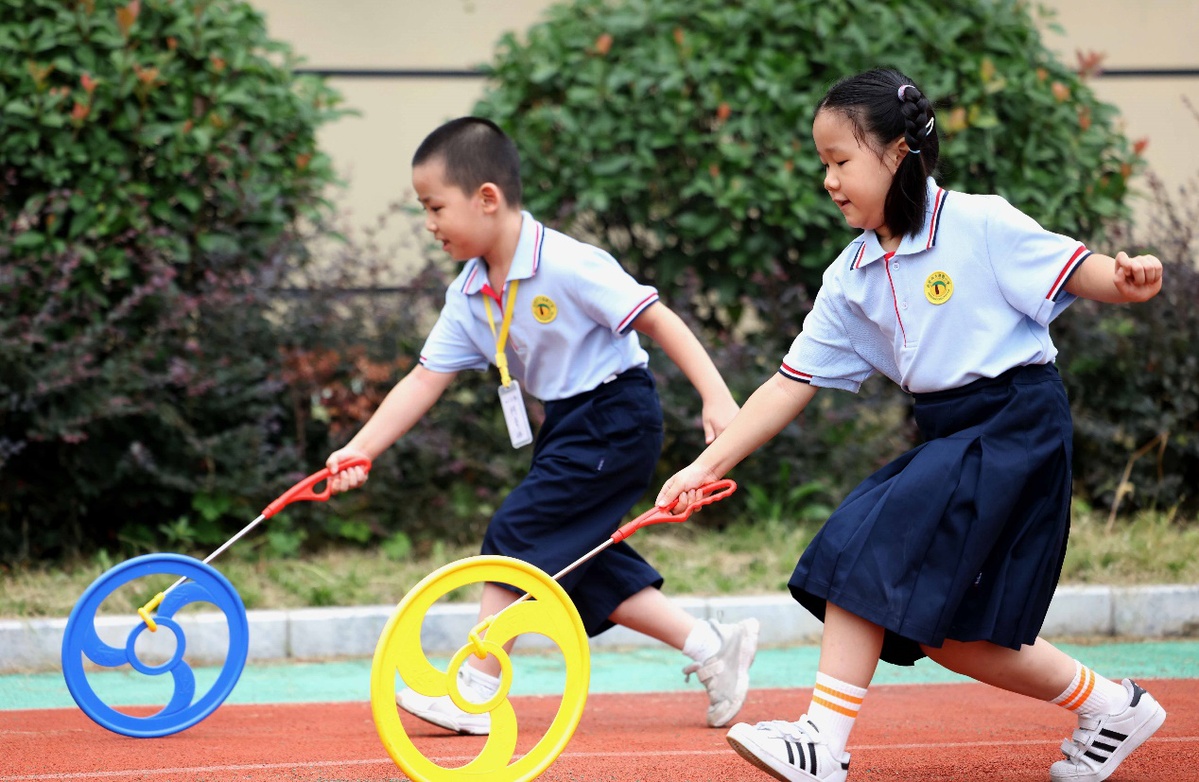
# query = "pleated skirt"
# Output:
<box><xmin>788</xmin><ymin>362</ymin><xmax>1073</xmax><ymax>665</ymax></box>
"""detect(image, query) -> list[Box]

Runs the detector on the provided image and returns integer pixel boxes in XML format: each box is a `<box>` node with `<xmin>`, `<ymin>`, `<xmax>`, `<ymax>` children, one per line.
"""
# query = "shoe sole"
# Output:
<box><xmin>711</xmin><ymin>619</ymin><xmax>762</xmax><ymax>728</ymax></box>
<box><xmin>727</xmin><ymin>723</ymin><xmax>818</xmax><ymax>782</ymax></box>
<box><xmin>1050</xmin><ymin>699</ymin><xmax>1167</xmax><ymax>782</ymax></box>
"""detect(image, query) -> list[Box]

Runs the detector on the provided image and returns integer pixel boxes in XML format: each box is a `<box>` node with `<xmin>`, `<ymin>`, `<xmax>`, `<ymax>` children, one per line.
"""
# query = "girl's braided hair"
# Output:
<box><xmin>816</xmin><ymin>67</ymin><xmax>940</xmax><ymax>238</ymax></box>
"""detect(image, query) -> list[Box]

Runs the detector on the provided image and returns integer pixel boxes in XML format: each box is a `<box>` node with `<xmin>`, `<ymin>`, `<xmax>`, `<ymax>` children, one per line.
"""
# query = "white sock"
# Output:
<box><xmin>462</xmin><ymin>664</ymin><xmax>501</xmax><ymax>699</ymax></box>
<box><xmin>806</xmin><ymin>672</ymin><xmax>867</xmax><ymax>756</ymax></box>
<box><xmin>682</xmin><ymin>619</ymin><xmax>723</xmax><ymax>662</ymax></box>
<box><xmin>1050</xmin><ymin>661</ymin><xmax>1128</xmax><ymax>718</ymax></box>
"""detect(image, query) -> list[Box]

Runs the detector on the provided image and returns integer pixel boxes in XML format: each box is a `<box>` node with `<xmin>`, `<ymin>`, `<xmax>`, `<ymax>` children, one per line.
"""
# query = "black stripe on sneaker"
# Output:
<box><xmin>787</xmin><ymin>740</ymin><xmax>810</xmax><ymax>770</ymax></box>
<box><xmin>807</xmin><ymin>742</ymin><xmax>818</xmax><ymax>772</ymax></box>
<box><xmin>1092</xmin><ymin>740</ymin><xmax>1119</xmax><ymax>752</ymax></box>
<box><xmin>1099</xmin><ymin>728</ymin><xmax>1128</xmax><ymax>741</ymax></box>
<box><xmin>1085</xmin><ymin>750</ymin><xmax>1109</xmax><ymax>763</ymax></box>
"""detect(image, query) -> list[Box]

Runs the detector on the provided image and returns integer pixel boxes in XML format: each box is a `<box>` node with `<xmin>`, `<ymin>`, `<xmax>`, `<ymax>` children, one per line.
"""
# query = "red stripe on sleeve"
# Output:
<box><xmin>1046</xmin><ymin>245</ymin><xmax>1089</xmax><ymax>300</ymax></box>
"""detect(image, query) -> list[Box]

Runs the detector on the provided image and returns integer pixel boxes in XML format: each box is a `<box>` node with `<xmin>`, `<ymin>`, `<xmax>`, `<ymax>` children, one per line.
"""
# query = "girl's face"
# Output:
<box><xmin>813</xmin><ymin>108</ymin><xmax>905</xmax><ymax>244</ymax></box>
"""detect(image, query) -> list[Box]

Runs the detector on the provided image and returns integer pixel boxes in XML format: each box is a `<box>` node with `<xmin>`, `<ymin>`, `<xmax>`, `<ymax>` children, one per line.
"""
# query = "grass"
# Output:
<box><xmin>3</xmin><ymin>504</ymin><xmax>1197</xmax><ymax>619</ymax></box>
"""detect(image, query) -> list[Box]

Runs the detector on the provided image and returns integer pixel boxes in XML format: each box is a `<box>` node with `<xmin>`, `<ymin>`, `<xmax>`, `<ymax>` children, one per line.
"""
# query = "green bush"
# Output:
<box><xmin>0</xmin><ymin>0</ymin><xmax>346</xmax><ymax>561</ymax></box>
<box><xmin>1055</xmin><ymin>172</ymin><xmax>1199</xmax><ymax>515</ymax></box>
<box><xmin>475</xmin><ymin>0</ymin><xmax>1140</xmax><ymax>311</ymax></box>
<box><xmin>472</xmin><ymin>0</ymin><xmax>1144</xmax><ymax>522</ymax></box>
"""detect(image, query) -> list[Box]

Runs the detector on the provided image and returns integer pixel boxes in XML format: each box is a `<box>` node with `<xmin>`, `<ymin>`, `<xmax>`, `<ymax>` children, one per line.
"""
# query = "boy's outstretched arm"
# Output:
<box><xmin>657</xmin><ymin>373</ymin><xmax>817</xmax><ymax>510</ymax></box>
<box><xmin>632</xmin><ymin>302</ymin><xmax>739</xmax><ymax>443</ymax></box>
<box><xmin>325</xmin><ymin>365</ymin><xmax>457</xmax><ymax>493</ymax></box>
<box><xmin>1065</xmin><ymin>251</ymin><xmax>1163</xmax><ymax>303</ymax></box>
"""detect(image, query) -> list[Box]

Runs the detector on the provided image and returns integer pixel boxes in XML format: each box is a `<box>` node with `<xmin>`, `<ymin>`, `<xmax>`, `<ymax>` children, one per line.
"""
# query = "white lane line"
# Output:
<box><xmin>5</xmin><ymin>738</ymin><xmax>1197</xmax><ymax>780</ymax></box>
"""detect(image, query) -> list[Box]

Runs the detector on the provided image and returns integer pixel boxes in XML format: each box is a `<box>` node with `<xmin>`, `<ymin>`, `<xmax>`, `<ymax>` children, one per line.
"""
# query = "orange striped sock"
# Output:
<box><xmin>807</xmin><ymin>672</ymin><xmax>867</xmax><ymax>756</ymax></box>
<box><xmin>1050</xmin><ymin>661</ymin><xmax>1127</xmax><ymax>718</ymax></box>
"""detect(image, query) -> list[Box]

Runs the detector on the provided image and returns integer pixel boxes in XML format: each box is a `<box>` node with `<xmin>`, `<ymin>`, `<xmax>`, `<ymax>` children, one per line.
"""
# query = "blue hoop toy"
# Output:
<box><xmin>61</xmin><ymin>553</ymin><xmax>249</xmax><ymax>738</ymax></box>
<box><xmin>60</xmin><ymin>456</ymin><xmax>373</xmax><ymax>738</ymax></box>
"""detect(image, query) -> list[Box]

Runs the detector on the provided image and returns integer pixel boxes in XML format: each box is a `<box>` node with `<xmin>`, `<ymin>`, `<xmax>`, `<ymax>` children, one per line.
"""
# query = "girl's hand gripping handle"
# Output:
<box><xmin>610</xmin><ymin>479</ymin><xmax>736</xmax><ymax>544</ymax></box>
<box><xmin>261</xmin><ymin>456</ymin><xmax>372</xmax><ymax>518</ymax></box>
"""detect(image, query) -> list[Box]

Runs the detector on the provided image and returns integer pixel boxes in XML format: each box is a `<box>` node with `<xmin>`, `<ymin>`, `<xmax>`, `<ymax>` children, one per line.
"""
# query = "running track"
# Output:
<box><xmin>3</xmin><ymin>680</ymin><xmax>1196</xmax><ymax>781</ymax></box>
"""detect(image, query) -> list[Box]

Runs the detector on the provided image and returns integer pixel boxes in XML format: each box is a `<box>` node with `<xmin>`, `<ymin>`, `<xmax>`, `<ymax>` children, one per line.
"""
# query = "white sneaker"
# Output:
<box><xmin>396</xmin><ymin>665</ymin><xmax>492</xmax><ymax>735</ymax></box>
<box><xmin>726</xmin><ymin>717</ymin><xmax>850</xmax><ymax>782</ymax></box>
<box><xmin>1049</xmin><ymin>678</ymin><xmax>1166</xmax><ymax>782</ymax></box>
<box><xmin>684</xmin><ymin>618</ymin><xmax>760</xmax><ymax>727</ymax></box>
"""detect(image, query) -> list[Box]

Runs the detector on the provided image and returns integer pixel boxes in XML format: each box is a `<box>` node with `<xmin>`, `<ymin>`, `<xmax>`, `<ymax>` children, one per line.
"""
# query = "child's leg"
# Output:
<box><xmin>922</xmin><ymin>637</ymin><xmax>1166</xmax><ymax>781</ymax></box>
<box><xmin>920</xmin><ymin>636</ymin><xmax>1076</xmax><ymax>699</ymax></box>
<box><xmin>726</xmin><ymin>603</ymin><xmax>882</xmax><ymax>782</ymax></box>
<box><xmin>802</xmin><ymin>603</ymin><xmax>883</xmax><ymax>755</ymax></box>
<box><xmin>607</xmin><ymin>585</ymin><xmax>694</xmax><ymax>648</ymax></box>
<box><xmin>609</xmin><ymin>586</ymin><xmax>760</xmax><ymax>728</ymax></box>
<box><xmin>818</xmin><ymin>603</ymin><xmax>885</xmax><ymax>688</ymax></box>
<box><xmin>466</xmin><ymin>583</ymin><xmax>521</xmax><ymax>679</ymax></box>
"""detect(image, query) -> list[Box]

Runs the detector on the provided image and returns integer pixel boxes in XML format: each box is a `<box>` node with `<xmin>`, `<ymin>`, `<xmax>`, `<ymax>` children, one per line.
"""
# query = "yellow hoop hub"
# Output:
<box><xmin>446</xmin><ymin>640</ymin><xmax>511</xmax><ymax>714</ymax></box>
<box><xmin>370</xmin><ymin>555</ymin><xmax>590</xmax><ymax>782</ymax></box>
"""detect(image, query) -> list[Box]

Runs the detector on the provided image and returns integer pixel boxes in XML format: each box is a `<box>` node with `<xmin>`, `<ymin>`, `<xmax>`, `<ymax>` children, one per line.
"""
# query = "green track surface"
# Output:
<box><xmin>6</xmin><ymin>640</ymin><xmax>1196</xmax><ymax>712</ymax></box>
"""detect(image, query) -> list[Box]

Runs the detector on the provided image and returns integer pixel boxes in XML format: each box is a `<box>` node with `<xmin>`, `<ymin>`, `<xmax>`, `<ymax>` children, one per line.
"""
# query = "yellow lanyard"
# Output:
<box><xmin>483</xmin><ymin>278</ymin><xmax>519</xmax><ymax>387</ymax></box>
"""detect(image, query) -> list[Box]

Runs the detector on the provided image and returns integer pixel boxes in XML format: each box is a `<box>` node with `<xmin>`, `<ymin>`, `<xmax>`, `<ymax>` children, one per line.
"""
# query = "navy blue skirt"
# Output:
<box><xmin>482</xmin><ymin>368</ymin><xmax>665</xmax><ymax>637</ymax></box>
<box><xmin>788</xmin><ymin>363</ymin><xmax>1073</xmax><ymax>665</ymax></box>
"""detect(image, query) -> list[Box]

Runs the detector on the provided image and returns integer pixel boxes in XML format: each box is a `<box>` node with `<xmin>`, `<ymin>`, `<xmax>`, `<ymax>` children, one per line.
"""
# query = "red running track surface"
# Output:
<box><xmin>2</xmin><ymin>680</ymin><xmax>1196</xmax><ymax>781</ymax></box>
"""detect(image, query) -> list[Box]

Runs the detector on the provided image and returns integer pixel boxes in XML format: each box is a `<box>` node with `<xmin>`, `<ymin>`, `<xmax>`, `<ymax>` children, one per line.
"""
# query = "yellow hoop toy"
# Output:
<box><xmin>370</xmin><ymin>555</ymin><xmax>590</xmax><ymax>782</ymax></box>
<box><xmin>370</xmin><ymin>479</ymin><xmax>737</xmax><ymax>781</ymax></box>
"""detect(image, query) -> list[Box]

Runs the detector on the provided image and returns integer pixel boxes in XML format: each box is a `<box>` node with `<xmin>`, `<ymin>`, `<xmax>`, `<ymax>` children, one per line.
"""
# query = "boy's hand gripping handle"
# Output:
<box><xmin>139</xmin><ymin>457</ymin><xmax>373</xmax><ymax>630</ymax></box>
<box><xmin>262</xmin><ymin>455</ymin><xmax>372</xmax><ymax>518</ymax></box>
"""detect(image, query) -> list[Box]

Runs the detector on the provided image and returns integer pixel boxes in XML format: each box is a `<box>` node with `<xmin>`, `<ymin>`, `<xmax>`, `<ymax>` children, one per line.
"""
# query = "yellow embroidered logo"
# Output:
<box><xmin>531</xmin><ymin>294</ymin><xmax>557</xmax><ymax>324</ymax></box>
<box><xmin>924</xmin><ymin>271</ymin><xmax>953</xmax><ymax>305</ymax></box>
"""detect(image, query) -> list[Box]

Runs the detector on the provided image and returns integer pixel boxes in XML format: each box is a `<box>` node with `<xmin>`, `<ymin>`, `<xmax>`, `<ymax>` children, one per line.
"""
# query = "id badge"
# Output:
<box><xmin>498</xmin><ymin>380</ymin><xmax>533</xmax><ymax>448</ymax></box>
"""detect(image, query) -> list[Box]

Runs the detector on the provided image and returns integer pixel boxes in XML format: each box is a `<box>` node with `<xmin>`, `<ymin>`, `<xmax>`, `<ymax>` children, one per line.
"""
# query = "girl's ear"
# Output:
<box><xmin>477</xmin><ymin>182</ymin><xmax>503</xmax><ymax>213</ymax></box>
<box><xmin>889</xmin><ymin>137</ymin><xmax>911</xmax><ymax>173</ymax></box>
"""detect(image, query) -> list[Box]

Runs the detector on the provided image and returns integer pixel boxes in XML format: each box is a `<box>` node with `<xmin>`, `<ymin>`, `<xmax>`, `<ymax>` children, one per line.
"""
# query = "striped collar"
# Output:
<box><xmin>461</xmin><ymin>211</ymin><xmax>546</xmax><ymax>294</ymax></box>
<box><xmin>848</xmin><ymin>178</ymin><xmax>948</xmax><ymax>270</ymax></box>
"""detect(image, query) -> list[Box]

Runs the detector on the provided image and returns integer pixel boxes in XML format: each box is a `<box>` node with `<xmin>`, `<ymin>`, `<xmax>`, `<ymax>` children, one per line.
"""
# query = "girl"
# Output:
<box><xmin>655</xmin><ymin>68</ymin><xmax>1165</xmax><ymax>782</ymax></box>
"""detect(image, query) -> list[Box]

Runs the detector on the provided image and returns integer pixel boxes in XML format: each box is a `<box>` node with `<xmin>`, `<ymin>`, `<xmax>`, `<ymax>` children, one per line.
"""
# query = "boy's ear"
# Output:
<box><xmin>477</xmin><ymin>182</ymin><xmax>504</xmax><ymax>213</ymax></box>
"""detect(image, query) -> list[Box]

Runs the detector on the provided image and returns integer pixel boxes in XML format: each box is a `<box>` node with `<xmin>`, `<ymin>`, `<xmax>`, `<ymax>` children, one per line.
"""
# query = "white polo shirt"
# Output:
<box><xmin>781</xmin><ymin>178</ymin><xmax>1092</xmax><ymax>394</ymax></box>
<box><xmin>419</xmin><ymin>211</ymin><xmax>659</xmax><ymax>401</ymax></box>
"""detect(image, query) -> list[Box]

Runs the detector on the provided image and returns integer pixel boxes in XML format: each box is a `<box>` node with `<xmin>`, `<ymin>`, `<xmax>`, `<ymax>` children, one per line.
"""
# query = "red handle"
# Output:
<box><xmin>610</xmin><ymin>479</ymin><xmax>737</xmax><ymax>543</ymax></box>
<box><xmin>261</xmin><ymin>456</ymin><xmax>372</xmax><ymax>518</ymax></box>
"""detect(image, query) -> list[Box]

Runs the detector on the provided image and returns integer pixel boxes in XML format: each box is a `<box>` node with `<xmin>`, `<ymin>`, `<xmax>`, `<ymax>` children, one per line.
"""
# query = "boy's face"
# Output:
<box><xmin>412</xmin><ymin>158</ymin><xmax>494</xmax><ymax>262</ymax></box>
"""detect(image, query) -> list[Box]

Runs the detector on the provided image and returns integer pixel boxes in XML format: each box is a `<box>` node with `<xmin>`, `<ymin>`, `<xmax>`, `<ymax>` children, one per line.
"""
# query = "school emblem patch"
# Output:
<box><xmin>531</xmin><ymin>294</ymin><xmax>558</xmax><ymax>323</ymax></box>
<box><xmin>924</xmin><ymin>271</ymin><xmax>953</xmax><ymax>305</ymax></box>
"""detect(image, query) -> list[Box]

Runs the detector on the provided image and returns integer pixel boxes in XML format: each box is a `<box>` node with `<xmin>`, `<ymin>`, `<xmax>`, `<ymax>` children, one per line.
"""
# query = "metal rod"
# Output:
<box><xmin>158</xmin><ymin>514</ymin><xmax>266</xmax><ymax>599</ymax></box>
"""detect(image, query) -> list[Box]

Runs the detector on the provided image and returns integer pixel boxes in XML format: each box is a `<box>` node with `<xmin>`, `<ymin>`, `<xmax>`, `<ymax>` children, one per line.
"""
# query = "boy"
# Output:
<box><xmin>327</xmin><ymin>116</ymin><xmax>756</xmax><ymax>734</ymax></box>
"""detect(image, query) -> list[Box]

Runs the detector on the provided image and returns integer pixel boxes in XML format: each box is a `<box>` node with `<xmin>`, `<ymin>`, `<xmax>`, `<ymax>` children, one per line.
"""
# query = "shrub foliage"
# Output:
<box><xmin>473</xmin><ymin>0</ymin><xmax>1195</xmax><ymax>523</ymax></box>
<box><xmin>0</xmin><ymin>0</ymin><xmax>345</xmax><ymax>560</ymax></box>
<box><xmin>476</xmin><ymin>0</ymin><xmax>1141</xmax><ymax>310</ymax></box>
<box><xmin>2</xmin><ymin>0</ymin><xmax>1193</xmax><ymax>571</ymax></box>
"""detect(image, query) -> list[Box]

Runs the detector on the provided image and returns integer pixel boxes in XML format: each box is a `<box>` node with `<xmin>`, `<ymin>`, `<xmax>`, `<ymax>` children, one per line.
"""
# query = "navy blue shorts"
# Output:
<box><xmin>482</xmin><ymin>368</ymin><xmax>665</xmax><ymax>636</ymax></box>
<box><xmin>788</xmin><ymin>362</ymin><xmax>1073</xmax><ymax>665</ymax></box>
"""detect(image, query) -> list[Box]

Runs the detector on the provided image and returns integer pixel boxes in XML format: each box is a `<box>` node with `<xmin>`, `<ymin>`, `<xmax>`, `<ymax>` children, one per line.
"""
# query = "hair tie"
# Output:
<box><xmin>897</xmin><ymin>84</ymin><xmax>914</xmax><ymax>101</ymax></box>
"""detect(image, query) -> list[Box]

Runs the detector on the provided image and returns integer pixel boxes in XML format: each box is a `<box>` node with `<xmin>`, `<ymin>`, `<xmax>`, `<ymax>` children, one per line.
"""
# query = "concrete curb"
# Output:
<box><xmin>6</xmin><ymin>585</ymin><xmax>1198</xmax><ymax>674</ymax></box>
